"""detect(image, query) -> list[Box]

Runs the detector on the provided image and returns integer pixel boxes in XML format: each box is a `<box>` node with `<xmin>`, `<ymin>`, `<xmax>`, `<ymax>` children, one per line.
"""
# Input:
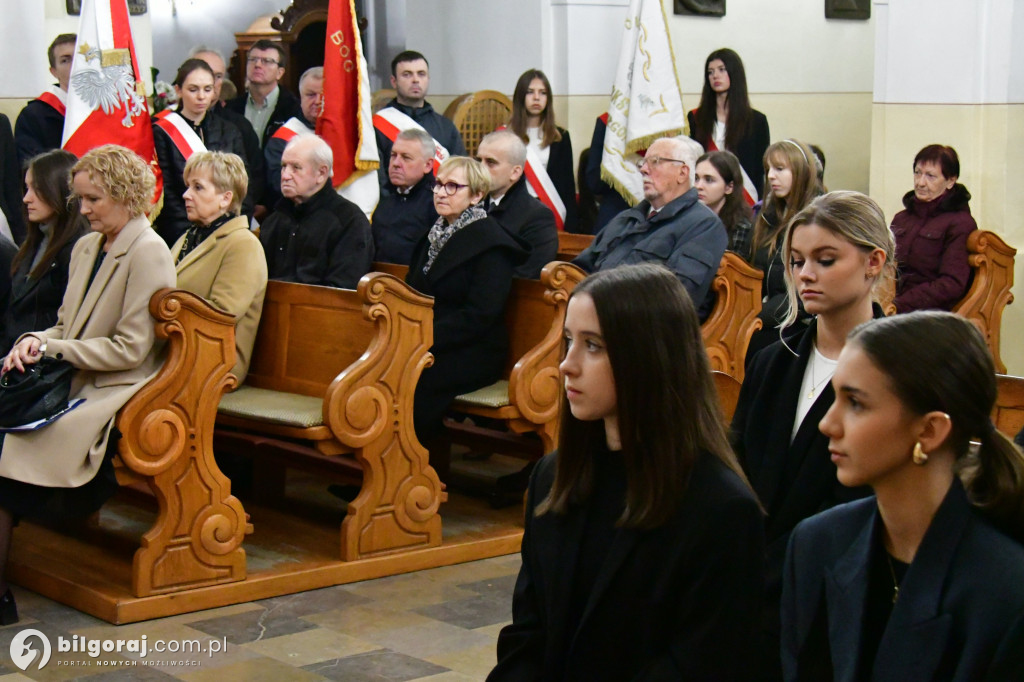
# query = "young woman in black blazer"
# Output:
<box><xmin>490</xmin><ymin>263</ymin><xmax>764</xmax><ymax>681</ymax></box>
<box><xmin>507</xmin><ymin>69</ymin><xmax>578</xmax><ymax>232</ymax></box>
<box><xmin>687</xmin><ymin>48</ymin><xmax>770</xmax><ymax>205</ymax></box>
<box><xmin>1</xmin><ymin>149</ymin><xmax>86</xmax><ymax>351</ymax></box>
<box><xmin>783</xmin><ymin>312</ymin><xmax>1024</xmax><ymax>681</ymax></box>
<box><xmin>731</xmin><ymin>190</ymin><xmax>895</xmax><ymax>680</ymax></box>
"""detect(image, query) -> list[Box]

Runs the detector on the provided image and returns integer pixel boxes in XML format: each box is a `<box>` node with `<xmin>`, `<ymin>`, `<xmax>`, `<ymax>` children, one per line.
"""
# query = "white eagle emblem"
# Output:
<box><xmin>71</xmin><ymin>43</ymin><xmax>146</xmax><ymax>127</ymax></box>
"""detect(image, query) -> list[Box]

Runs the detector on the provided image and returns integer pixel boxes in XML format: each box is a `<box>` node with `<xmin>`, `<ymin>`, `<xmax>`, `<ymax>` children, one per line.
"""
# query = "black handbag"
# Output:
<box><xmin>0</xmin><ymin>357</ymin><xmax>74</xmax><ymax>427</ymax></box>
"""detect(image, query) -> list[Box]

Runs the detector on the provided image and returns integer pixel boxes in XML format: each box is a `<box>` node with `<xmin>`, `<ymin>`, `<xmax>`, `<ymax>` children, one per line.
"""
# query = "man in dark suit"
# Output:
<box><xmin>478</xmin><ymin>130</ymin><xmax>557</xmax><ymax>279</ymax></box>
<box><xmin>226</xmin><ymin>39</ymin><xmax>302</xmax><ymax>148</ymax></box>
<box><xmin>372</xmin><ymin>128</ymin><xmax>437</xmax><ymax>265</ymax></box>
<box><xmin>15</xmin><ymin>34</ymin><xmax>75</xmax><ymax>167</ymax></box>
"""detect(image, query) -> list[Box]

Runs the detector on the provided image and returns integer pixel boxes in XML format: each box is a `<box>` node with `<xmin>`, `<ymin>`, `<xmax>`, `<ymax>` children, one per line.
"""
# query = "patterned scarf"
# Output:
<box><xmin>423</xmin><ymin>204</ymin><xmax>487</xmax><ymax>274</ymax></box>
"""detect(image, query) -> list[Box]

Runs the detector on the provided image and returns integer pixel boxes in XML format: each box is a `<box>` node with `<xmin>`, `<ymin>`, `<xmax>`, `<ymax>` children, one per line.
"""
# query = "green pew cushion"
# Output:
<box><xmin>218</xmin><ymin>386</ymin><xmax>324</xmax><ymax>428</ymax></box>
<box><xmin>454</xmin><ymin>380</ymin><xmax>510</xmax><ymax>408</ymax></box>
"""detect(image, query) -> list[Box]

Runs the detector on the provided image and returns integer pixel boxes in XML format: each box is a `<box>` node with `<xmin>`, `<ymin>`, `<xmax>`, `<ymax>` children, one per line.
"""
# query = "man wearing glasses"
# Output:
<box><xmin>227</xmin><ymin>39</ymin><xmax>302</xmax><ymax>148</ymax></box>
<box><xmin>573</xmin><ymin>136</ymin><xmax>726</xmax><ymax>320</ymax></box>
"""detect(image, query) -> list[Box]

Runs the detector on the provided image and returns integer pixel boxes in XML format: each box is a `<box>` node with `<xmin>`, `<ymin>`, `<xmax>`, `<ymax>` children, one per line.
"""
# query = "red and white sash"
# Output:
<box><xmin>154</xmin><ymin>111</ymin><xmax>207</xmax><ymax>161</ymax></box>
<box><xmin>372</xmin><ymin>107</ymin><xmax>449</xmax><ymax>174</ymax></box>
<box><xmin>497</xmin><ymin>125</ymin><xmax>567</xmax><ymax>231</ymax></box>
<box><xmin>37</xmin><ymin>86</ymin><xmax>67</xmax><ymax>117</ymax></box>
<box><xmin>271</xmin><ymin>117</ymin><xmax>312</xmax><ymax>144</ymax></box>
<box><xmin>690</xmin><ymin>109</ymin><xmax>758</xmax><ymax>207</ymax></box>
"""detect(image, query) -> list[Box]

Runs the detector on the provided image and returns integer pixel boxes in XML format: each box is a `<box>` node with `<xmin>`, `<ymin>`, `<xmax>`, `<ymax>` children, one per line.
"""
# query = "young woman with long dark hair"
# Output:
<box><xmin>491</xmin><ymin>263</ymin><xmax>764</xmax><ymax>680</ymax></box>
<box><xmin>507</xmin><ymin>69</ymin><xmax>578</xmax><ymax>232</ymax></box>
<box><xmin>687</xmin><ymin>48</ymin><xmax>770</xmax><ymax>205</ymax></box>
<box><xmin>783</xmin><ymin>311</ymin><xmax>1024</xmax><ymax>680</ymax></box>
<box><xmin>0</xmin><ymin>149</ymin><xmax>87</xmax><ymax>351</ymax></box>
<box><xmin>694</xmin><ymin>149</ymin><xmax>753</xmax><ymax>257</ymax></box>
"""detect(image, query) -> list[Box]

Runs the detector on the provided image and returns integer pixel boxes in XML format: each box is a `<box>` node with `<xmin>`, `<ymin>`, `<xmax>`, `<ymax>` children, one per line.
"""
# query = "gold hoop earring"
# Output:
<box><xmin>912</xmin><ymin>442</ymin><xmax>928</xmax><ymax>465</ymax></box>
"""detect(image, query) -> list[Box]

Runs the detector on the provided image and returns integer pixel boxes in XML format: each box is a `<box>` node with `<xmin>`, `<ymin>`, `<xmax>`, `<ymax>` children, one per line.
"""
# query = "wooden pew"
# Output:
<box><xmin>108</xmin><ymin>289</ymin><xmax>248</xmax><ymax>597</ymax></box>
<box><xmin>994</xmin><ymin>374</ymin><xmax>1024</xmax><ymax>438</ymax></box>
<box><xmin>953</xmin><ymin>230</ymin><xmax>1016</xmax><ymax>374</ymax></box>
<box><xmin>374</xmin><ymin>261</ymin><xmax>586</xmax><ymax>454</ymax></box>
<box><xmin>215</xmin><ymin>273</ymin><xmax>444</xmax><ymax>561</ymax></box>
<box><xmin>556</xmin><ymin>233</ymin><xmax>763</xmax><ymax>381</ymax></box>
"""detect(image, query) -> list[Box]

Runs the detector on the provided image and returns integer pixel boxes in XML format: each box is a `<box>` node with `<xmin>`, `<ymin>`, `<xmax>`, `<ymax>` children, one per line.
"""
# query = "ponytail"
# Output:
<box><xmin>957</xmin><ymin>427</ymin><xmax>1024</xmax><ymax>542</ymax></box>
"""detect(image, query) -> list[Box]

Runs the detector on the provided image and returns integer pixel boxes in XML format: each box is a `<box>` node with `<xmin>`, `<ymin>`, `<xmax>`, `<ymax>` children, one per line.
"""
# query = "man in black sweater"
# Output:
<box><xmin>260</xmin><ymin>135</ymin><xmax>372</xmax><ymax>289</ymax></box>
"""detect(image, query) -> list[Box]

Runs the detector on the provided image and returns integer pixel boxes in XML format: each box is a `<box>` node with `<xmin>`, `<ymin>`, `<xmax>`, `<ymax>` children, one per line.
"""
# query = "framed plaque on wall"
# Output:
<box><xmin>67</xmin><ymin>0</ymin><xmax>148</xmax><ymax>15</ymax></box>
<box><xmin>825</xmin><ymin>0</ymin><xmax>870</xmax><ymax>20</ymax></box>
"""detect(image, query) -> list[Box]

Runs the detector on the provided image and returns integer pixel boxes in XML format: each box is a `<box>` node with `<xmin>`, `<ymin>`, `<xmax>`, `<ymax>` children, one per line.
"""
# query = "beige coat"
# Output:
<box><xmin>171</xmin><ymin>215</ymin><xmax>267</xmax><ymax>383</ymax></box>
<box><xmin>0</xmin><ymin>217</ymin><xmax>176</xmax><ymax>488</ymax></box>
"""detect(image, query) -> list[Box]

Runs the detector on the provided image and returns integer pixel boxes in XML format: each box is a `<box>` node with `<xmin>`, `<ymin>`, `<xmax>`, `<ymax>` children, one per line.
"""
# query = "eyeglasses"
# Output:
<box><xmin>431</xmin><ymin>180</ymin><xmax>469</xmax><ymax>196</ymax></box>
<box><xmin>247</xmin><ymin>56</ymin><xmax>280</xmax><ymax>66</ymax></box>
<box><xmin>635</xmin><ymin>156</ymin><xmax>686</xmax><ymax>170</ymax></box>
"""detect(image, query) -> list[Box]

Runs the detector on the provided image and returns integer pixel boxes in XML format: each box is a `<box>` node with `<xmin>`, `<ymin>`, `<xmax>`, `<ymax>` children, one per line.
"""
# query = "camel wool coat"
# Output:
<box><xmin>171</xmin><ymin>215</ymin><xmax>267</xmax><ymax>383</ymax></box>
<box><xmin>0</xmin><ymin>217</ymin><xmax>175</xmax><ymax>488</ymax></box>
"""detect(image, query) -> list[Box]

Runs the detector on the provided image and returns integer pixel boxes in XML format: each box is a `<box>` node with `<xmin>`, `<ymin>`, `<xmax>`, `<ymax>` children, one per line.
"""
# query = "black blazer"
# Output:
<box><xmin>545</xmin><ymin>127</ymin><xmax>579</xmax><ymax>233</ymax></box>
<box><xmin>783</xmin><ymin>481</ymin><xmax>1024</xmax><ymax>681</ymax></box>
<box><xmin>731</xmin><ymin>313</ymin><xmax>878</xmax><ymax>650</ymax></box>
<box><xmin>406</xmin><ymin>214</ymin><xmax>526</xmax><ymax>359</ymax></box>
<box><xmin>490</xmin><ymin>450</ymin><xmax>765</xmax><ymax>681</ymax></box>
<box><xmin>687</xmin><ymin>108</ymin><xmax>770</xmax><ymax>200</ymax></box>
<box><xmin>0</xmin><ymin>228</ymin><xmax>86</xmax><ymax>352</ymax></box>
<box><xmin>488</xmin><ymin>176</ymin><xmax>557</xmax><ymax>279</ymax></box>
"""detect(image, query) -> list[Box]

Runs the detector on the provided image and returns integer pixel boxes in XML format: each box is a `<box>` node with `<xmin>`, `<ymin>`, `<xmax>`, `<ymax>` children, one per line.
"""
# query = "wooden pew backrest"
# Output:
<box><xmin>953</xmin><ymin>230</ymin><xmax>1016</xmax><ymax>374</ymax></box>
<box><xmin>994</xmin><ymin>374</ymin><xmax>1024</xmax><ymax>438</ymax></box>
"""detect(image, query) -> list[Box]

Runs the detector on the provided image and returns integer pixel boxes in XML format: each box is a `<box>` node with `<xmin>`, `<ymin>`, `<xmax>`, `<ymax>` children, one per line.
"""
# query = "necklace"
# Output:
<box><xmin>885</xmin><ymin>554</ymin><xmax>900</xmax><ymax>604</ymax></box>
<box><xmin>806</xmin><ymin>345</ymin><xmax>836</xmax><ymax>400</ymax></box>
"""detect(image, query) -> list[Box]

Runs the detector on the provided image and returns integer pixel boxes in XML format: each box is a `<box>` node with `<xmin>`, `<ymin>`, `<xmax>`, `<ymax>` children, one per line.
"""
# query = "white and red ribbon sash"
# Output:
<box><xmin>496</xmin><ymin>125</ymin><xmax>566</xmax><ymax>230</ymax></box>
<box><xmin>37</xmin><ymin>86</ymin><xmax>67</xmax><ymax>117</ymax></box>
<box><xmin>272</xmin><ymin>116</ymin><xmax>313</xmax><ymax>144</ymax></box>
<box><xmin>154</xmin><ymin>111</ymin><xmax>207</xmax><ymax>161</ymax></box>
<box><xmin>691</xmin><ymin>109</ymin><xmax>759</xmax><ymax>207</ymax></box>
<box><xmin>372</xmin><ymin>107</ymin><xmax>449</xmax><ymax>174</ymax></box>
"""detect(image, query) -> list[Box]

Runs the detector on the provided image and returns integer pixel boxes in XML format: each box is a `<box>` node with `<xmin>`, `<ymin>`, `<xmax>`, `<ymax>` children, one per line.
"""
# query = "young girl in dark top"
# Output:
<box><xmin>491</xmin><ymin>263</ymin><xmax>764</xmax><ymax>681</ymax></box>
<box><xmin>783</xmin><ymin>311</ymin><xmax>1024</xmax><ymax>681</ymax></box>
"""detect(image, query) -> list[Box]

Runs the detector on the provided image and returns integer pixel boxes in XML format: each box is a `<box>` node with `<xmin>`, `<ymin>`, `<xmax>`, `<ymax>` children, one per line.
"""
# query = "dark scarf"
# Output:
<box><xmin>176</xmin><ymin>212</ymin><xmax>235</xmax><ymax>264</ymax></box>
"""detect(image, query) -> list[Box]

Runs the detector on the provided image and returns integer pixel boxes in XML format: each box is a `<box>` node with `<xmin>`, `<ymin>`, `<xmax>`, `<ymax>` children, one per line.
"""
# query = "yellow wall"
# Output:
<box><xmin>561</xmin><ymin>92</ymin><xmax>873</xmax><ymax>195</ymax></box>
<box><xmin>870</xmin><ymin>103</ymin><xmax>1024</xmax><ymax>374</ymax></box>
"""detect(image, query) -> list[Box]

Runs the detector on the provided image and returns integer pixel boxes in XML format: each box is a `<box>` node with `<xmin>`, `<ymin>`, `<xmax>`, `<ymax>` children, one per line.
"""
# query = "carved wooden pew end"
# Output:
<box><xmin>214</xmin><ymin>273</ymin><xmax>445</xmax><ymax>562</ymax></box>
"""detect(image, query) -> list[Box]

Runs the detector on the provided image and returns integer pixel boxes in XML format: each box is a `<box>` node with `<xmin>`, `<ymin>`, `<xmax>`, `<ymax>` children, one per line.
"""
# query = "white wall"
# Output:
<box><xmin>875</xmin><ymin>0</ymin><xmax>1023</xmax><ymax>104</ymax></box>
<box><xmin>149</xmin><ymin>0</ymin><xmax>283</xmax><ymax>81</ymax></box>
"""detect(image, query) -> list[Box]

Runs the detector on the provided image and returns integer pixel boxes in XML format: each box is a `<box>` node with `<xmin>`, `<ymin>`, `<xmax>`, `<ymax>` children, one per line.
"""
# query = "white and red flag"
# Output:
<box><xmin>601</xmin><ymin>0</ymin><xmax>686</xmax><ymax>205</ymax></box>
<box><xmin>318</xmin><ymin>0</ymin><xmax>379</xmax><ymax>218</ymax></box>
<box><xmin>62</xmin><ymin>0</ymin><xmax>159</xmax><ymax>198</ymax></box>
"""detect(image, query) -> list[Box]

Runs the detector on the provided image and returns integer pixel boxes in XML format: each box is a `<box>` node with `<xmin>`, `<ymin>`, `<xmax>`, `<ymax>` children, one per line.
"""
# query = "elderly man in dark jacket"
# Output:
<box><xmin>574</xmin><ymin>136</ymin><xmax>726</xmax><ymax>320</ymax></box>
<box><xmin>260</xmin><ymin>135</ymin><xmax>373</xmax><ymax>288</ymax></box>
<box><xmin>372</xmin><ymin>128</ymin><xmax>438</xmax><ymax>265</ymax></box>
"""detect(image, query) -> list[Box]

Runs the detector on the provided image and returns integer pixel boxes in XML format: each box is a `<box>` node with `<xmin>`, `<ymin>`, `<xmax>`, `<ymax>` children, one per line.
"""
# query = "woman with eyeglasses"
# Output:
<box><xmin>406</xmin><ymin>156</ymin><xmax>527</xmax><ymax>476</ymax></box>
<box><xmin>153</xmin><ymin>58</ymin><xmax>250</xmax><ymax>247</ymax></box>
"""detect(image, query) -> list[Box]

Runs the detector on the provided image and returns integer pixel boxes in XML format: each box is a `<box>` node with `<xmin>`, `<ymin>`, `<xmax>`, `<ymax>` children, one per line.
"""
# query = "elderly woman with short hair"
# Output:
<box><xmin>406</xmin><ymin>156</ymin><xmax>526</xmax><ymax>473</ymax></box>
<box><xmin>0</xmin><ymin>145</ymin><xmax>176</xmax><ymax>624</ymax></box>
<box><xmin>172</xmin><ymin>150</ymin><xmax>267</xmax><ymax>384</ymax></box>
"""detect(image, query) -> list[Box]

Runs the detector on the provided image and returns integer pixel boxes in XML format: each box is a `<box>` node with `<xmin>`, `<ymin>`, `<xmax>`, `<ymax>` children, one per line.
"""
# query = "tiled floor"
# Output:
<box><xmin>0</xmin><ymin>554</ymin><xmax>522</xmax><ymax>681</ymax></box>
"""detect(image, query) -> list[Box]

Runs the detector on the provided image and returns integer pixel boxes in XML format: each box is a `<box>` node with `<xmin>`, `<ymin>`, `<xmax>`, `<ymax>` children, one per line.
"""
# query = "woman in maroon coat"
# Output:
<box><xmin>890</xmin><ymin>144</ymin><xmax>976</xmax><ymax>313</ymax></box>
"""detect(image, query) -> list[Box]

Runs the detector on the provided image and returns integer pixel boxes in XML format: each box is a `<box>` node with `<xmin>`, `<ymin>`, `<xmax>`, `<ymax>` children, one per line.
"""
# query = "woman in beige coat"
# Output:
<box><xmin>171</xmin><ymin>151</ymin><xmax>266</xmax><ymax>383</ymax></box>
<box><xmin>0</xmin><ymin>145</ymin><xmax>175</xmax><ymax>624</ymax></box>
